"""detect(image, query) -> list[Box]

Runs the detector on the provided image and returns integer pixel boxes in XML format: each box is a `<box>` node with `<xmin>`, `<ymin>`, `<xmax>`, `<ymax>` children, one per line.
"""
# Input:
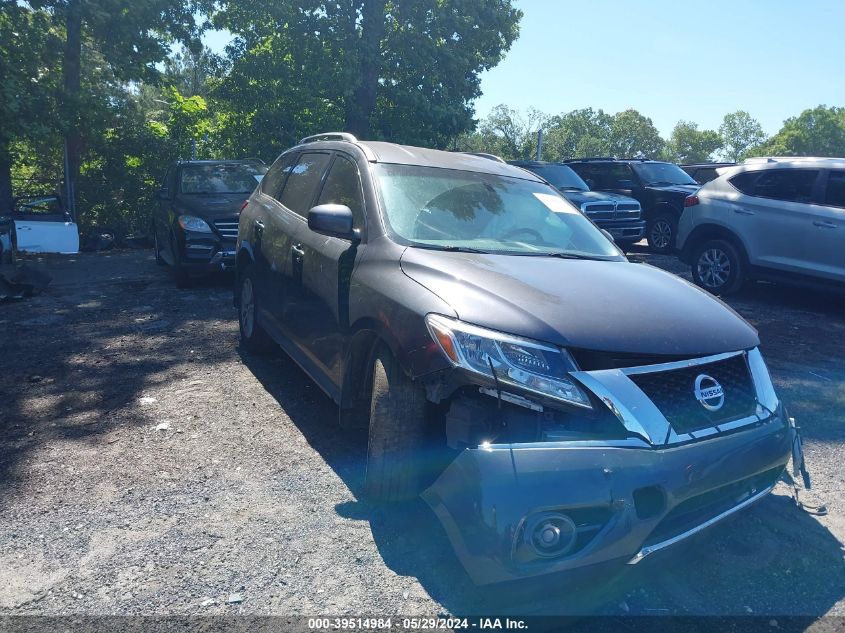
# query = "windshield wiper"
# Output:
<box><xmin>647</xmin><ymin>181</ymin><xmax>692</xmax><ymax>187</ymax></box>
<box><xmin>557</xmin><ymin>186</ymin><xmax>587</xmax><ymax>192</ymax></box>
<box><xmin>543</xmin><ymin>251</ymin><xmax>608</xmax><ymax>260</ymax></box>
<box><xmin>440</xmin><ymin>245</ymin><xmax>490</xmax><ymax>254</ymax></box>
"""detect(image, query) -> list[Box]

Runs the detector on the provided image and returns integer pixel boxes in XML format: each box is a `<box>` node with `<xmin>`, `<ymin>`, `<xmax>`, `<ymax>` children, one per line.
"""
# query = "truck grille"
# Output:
<box><xmin>581</xmin><ymin>202</ymin><xmax>641</xmax><ymax>220</ymax></box>
<box><xmin>629</xmin><ymin>354</ymin><xmax>757</xmax><ymax>434</ymax></box>
<box><xmin>213</xmin><ymin>219</ymin><xmax>239</xmax><ymax>239</ymax></box>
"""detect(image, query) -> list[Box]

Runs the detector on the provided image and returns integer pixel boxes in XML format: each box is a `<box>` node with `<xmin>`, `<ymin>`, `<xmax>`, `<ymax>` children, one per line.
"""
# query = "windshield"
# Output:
<box><xmin>632</xmin><ymin>162</ymin><xmax>697</xmax><ymax>186</ymax></box>
<box><xmin>374</xmin><ymin>164</ymin><xmax>621</xmax><ymax>258</ymax></box>
<box><xmin>521</xmin><ymin>164</ymin><xmax>589</xmax><ymax>191</ymax></box>
<box><xmin>179</xmin><ymin>163</ymin><xmax>267</xmax><ymax>194</ymax></box>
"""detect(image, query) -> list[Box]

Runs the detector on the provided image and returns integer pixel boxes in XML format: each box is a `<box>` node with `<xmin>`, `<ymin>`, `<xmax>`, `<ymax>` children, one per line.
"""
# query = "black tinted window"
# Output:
<box><xmin>179</xmin><ymin>163</ymin><xmax>266</xmax><ymax>194</ymax></box>
<box><xmin>278</xmin><ymin>153</ymin><xmax>332</xmax><ymax>217</ymax></box>
<box><xmin>261</xmin><ymin>152</ymin><xmax>297</xmax><ymax>200</ymax></box>
<box><xmin>316</xmin><ymin>156</ymin><xmax>365</xmax><ymax>228</ymax></box>
<box><xmin>731</xmin><ymin>169</ymin><xmax>818</xmax><ymax>202</ymax></box>
<box><xmin>695</xmin><ymin>168</ymin><xmax>718</xmax><ymax>184</ymax></box>
<box><xmin>825</xmin><ymin>171</ymin><xmax>845</xmax><ymax>208</ymax></box>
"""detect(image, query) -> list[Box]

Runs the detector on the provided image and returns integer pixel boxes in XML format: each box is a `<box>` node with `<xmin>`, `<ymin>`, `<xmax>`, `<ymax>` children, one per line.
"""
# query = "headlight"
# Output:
<box><xmin>177</xmin><ymin>215</ymin><xmax>212</xmax><ymax>233</ymax></box>
<box><xmin>426</xmin><ymin>314</ymin><xmax>591</xmax><ymax>409</ymax></box>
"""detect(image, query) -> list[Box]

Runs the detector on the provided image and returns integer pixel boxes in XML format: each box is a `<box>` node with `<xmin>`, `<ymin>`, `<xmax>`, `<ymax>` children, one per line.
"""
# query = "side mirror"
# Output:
<box><xmin>601</xmin><ymin>229</ymin><xmax>615</xmax><ymax>242</ymax></box>
<box><xmin>156</xmin><ymin>187</ymin><xmax>170</xmax><ymax>200</ymax></box>
<box><xmin>307</xmin><ymin>204</ymin><xmax>356</xmax><ymax>240</ymax></box>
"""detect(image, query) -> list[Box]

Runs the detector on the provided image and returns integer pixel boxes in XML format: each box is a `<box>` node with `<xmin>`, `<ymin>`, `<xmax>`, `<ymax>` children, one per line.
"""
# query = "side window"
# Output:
<box><xmin>825</xmin><ymin>171</ymin><xmax>845</xmax><ymax>208</ymax></box>
<box><xmin>607</xmin><ymin>164</ymin><xmax>634</xmax><ymax>187</ymax></box>
<box><xmin>261</xmin><ymin>152</ymin><xmax>297</xmax><ymax>200</ymax></box>
<box><xmin>316</xmin><ymin>156</ymin><xmax>365</xmax><ymax>228</ymax></box>
<box><xmin>278</xmin><ymin>152</ymin><xmax>332</xmax><ymax>217</ymax></box>
<box><xmin>729</xmin><ymin>171</ymin><xmax>759</xmax><ymax>195</ymax></box>
<box><xmin>697</xmin><ymin>168</ymin><xmax>718</xmax><ymax>184</ymax></box>
<box><xmin>752</xmin><ymin>169</ymin><xmax>818</xmax><ymax>202</ymax></box>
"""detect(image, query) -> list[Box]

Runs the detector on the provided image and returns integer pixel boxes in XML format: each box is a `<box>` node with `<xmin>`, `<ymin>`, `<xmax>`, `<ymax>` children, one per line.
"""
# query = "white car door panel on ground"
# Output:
<box><xmin>13</xmin><ymin>196</ymin><xmax>80</xmax><ymax>254</ymax></box>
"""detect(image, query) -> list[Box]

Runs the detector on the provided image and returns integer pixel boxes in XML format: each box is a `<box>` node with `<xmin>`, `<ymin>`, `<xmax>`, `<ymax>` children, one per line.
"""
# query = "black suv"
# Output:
<box><xmin>565</xmin><ymin>158</ymin><xmax>700</xmax><ymax>252</ymax></box>
<box><xmin>235</xmin><ymin>133</ymin><xmax>794</xmax><ymax>584</ymax></box>
<box><xmin>508</xmin><ymin>160</ymin><xmax>645</xmax><ymax>249</ymax></box>
<box><xmin>153</xmin><ymin>160</ymin><xmax>267</xmax><ymax>286</ymax></box>
<box><xmin>682</xmin><ymin>162</ymin><xmax>737</xmax><ymax>185</ymax></box>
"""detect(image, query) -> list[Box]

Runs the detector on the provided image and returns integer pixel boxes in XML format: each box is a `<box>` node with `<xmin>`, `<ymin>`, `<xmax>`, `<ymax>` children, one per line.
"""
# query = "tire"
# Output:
<box><xmin>647</xmin><ymin>213</ymin><xmax>678</xmax><ymax>253</ymax></box>
<box><xmin>170</xmin><ymin>234</ymin><xmax>193</xmax><ymax>288</ymax></box>
<box><xmin>691</xmin><ymin>239</ymin><xmax>745</xmax><ymax>295</ymax></box>
<box><xmin>237</xmin><ymin>264</ymin><xmax>274</xmax><ymax>354</ymax></box>
<box><xmin>365</xmin><ymin>345</ymin><xmax>428</xmax><ymax>502</ymax></box>
<box><xmin>153</xmin><ymin>231</ymin><xmax>165</xmax><ymax>266</ymax></box>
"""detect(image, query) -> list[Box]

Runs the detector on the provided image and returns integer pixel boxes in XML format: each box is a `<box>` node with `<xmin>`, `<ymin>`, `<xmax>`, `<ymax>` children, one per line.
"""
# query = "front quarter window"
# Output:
<box><xmin>374</xmin><ymin>164</ymin><xmax>621</xmax><ymax>259</ymax></box>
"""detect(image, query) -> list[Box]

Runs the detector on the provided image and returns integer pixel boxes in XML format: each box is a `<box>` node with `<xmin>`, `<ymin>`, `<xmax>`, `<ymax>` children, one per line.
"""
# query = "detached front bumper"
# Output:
<box><xmin>423</xmin><ymin>419</ymin><xmax>790</xmax><ymax>584</ymax></box>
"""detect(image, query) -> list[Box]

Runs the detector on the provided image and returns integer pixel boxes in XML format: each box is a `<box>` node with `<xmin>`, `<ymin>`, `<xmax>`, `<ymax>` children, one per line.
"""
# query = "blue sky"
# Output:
<box><xmin>204</xmin><ymin>0</ymin><xmax>845</xmax><ymax>137</ymax></box>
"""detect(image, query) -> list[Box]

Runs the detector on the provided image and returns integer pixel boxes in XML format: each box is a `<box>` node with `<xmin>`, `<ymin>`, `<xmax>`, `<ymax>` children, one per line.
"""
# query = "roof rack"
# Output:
<box><xmin>299</xmin><ymin>132</ymin><xmax>358</xmax><ymax>145</ymax></box>
<box><xmin>459</xmin><ymin>151</ymin><xmax>506</xmax><ymax>163</ymax></box>
<box><xmin>562</xmin><ymin>157</ymin><xmax>617</xmax><ymax>162</ymax></box>
<box><xmin>742</xmin><ymin>156</ymin><xmax>845</xmax><ymax>164</ymax></box>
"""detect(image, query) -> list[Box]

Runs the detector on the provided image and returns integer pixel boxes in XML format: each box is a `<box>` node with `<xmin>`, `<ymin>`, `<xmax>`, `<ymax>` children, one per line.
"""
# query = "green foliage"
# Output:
<box><xmin>719</xmin><ymin>110</ymin><xmax>766</xmax><ymax>162</ymax></box>
<box><xmin>544</xmin><ymin>108</ymin><xmax>612</xmax><ymax>159</ymax></box>
<box><xmin>663</xmin><ymin>121</ymin><xmax>722</xmax><ymax>163</ymax></box>
<box><xmin>750</xmin><ymin>105</ymin><xmax>845</xmax><ymax>158</ymax></box>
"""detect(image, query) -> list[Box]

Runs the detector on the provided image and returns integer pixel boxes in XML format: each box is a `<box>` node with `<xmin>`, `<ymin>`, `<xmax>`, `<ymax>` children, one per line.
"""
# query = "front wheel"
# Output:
<box><xmin>691</xmin><ymin>239</ymin><xmax>745</xmax><ymax>295</ymax></box>
<box><xmin>365</xmin><ymin>346</ymin><xmax>427</xmax><ymax>502</ymax></box>
<box><xmin>647</xmin><ymin>213</ymin><xmax>677</xmax><ymax>253</ymax></box>
<box><xmin>153</xmin><ymin>231</ymin><xmax>165</xmax><ymax>266</ymax></box>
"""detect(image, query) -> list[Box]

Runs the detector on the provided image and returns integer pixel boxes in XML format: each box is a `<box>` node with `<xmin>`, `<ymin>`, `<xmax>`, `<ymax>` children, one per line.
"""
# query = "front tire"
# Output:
<box><xmin>647</xmin><ymin>213</ymin><xmax>677</xmax><ymax>253</ymax></box>
<box><xmin>691</xmin><ymin>239</ymin><xmax>745</xmax><ymax>295</ymax></box>
<box><xmin>365</xmin><ymin>345</ymin><xmax>427</xmax><ymax>502</ymax></box>
<box><xmin>238</xmin><ymin>265</ymin><xmax>273</xmax><ymax>354</ymax></box>
<box><xmin>153</xmin><ymin>231</ymin><xmax>165</xmax><ymax>266</ymax></box>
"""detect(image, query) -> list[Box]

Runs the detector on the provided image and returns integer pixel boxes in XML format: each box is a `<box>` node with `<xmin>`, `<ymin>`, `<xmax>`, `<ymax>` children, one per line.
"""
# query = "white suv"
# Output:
<box><xmin>676</xmin><ymin>157</ymin><xmax>845</xmax><ymax>294</ymax></box>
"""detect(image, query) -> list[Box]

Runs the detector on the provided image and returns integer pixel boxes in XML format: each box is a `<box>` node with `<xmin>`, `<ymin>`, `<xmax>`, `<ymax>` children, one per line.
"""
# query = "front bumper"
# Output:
<box><xmin>423</xmin><ymin>419</ymin><xmax>790</xmax><ymax>584</ymax></box>
<box><xmin>592</xmin><ymin>218</ymin><xmax>646</xmax><ymax>244</ymax></box>
<box><xmin>422</xmin><ymin>348</ymin><xmax>791</xmax><ymax>584</ymax></box>
<box><xmin>179</xmin><ymin>231</ymin><xmax>237</xmax><ymax>275</ymax></box>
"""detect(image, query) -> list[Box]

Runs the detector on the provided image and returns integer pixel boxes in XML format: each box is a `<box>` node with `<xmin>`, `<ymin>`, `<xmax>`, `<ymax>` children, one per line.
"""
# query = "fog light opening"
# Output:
<box><xmin>527</xmin><ymin>513</ymin><xmax>577</xmax><ymax>558</ymax></box>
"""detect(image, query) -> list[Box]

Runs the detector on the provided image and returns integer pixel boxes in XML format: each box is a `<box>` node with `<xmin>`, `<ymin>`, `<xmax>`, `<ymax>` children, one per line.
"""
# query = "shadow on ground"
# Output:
<box><xmin>241</xmin><ymin>350</ymin><xmax>845</xmax><ymax>617</ymax></box>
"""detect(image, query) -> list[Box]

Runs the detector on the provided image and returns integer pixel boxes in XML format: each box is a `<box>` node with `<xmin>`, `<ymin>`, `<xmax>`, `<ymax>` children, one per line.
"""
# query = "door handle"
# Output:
<box><xmin>732</xmin><ymin>208</ymin><xmax>755</xmax><ymax>216</ymax></box>
<box><xmin>813</xmin><ymin>220</ymin><xmax>837</xmax><ymax>229</ymax></box>
<box><xmin>254</xmin><ymin>220</ymin><xmax>265</xmax><ymax>233</ymax></box>
<box><xmin>291</xmin><ymin>243</ymin><xmax>305</xmax><ymax>256</ymax></box>
<box><xmin>16</xmin><ymin>226</ymin><xmax>31</xmax><ymax>231</ymax></box>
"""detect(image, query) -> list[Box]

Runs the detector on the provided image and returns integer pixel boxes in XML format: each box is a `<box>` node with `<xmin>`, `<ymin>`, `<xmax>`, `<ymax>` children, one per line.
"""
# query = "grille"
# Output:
<box><xmin>213</xmin><ymin>219</ymin><xmax>239</xmax><ymax>239</ymax></box>
<box><xmin>616</xmin><ymin>202</ymin><xmax>640</xmax><ymax>212</ymax></box>
<box><xmin>629</xmin><ymin>354</ymin><xmax>756</xmax><ymax>434</ymax></box>
<box><xmin>582</xmin><ymin>203</ymin><xmax>615</xmax><ymax>220</ymax></box>
<box><xmin>644</xmin><ymin>467</ymin><xmax>782</xmax><ymax>546</ymax></box>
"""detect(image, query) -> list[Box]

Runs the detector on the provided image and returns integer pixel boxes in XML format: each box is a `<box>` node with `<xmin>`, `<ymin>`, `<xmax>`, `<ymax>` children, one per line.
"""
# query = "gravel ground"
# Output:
<box><xmin>0</xmin><ymin>249</ymin><xmax>843</xmax><ymax>618</ymax></box>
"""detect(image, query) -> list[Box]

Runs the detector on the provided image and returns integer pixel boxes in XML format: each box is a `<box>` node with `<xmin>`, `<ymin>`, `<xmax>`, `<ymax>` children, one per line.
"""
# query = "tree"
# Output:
<box><xmin>27</xmin><ymin>0</ymin><xmax>204</xmax><ymax>218</ymax></box>
<box><xmin>663</xmin><ymin>120</ymin><xmax>722</xmax><ymax>163</ymax></box>
<box><xmin>544</xmin><ymin>108</ymin><xmax>612</xmax><ymax>160</ymax></box>
<box><xmin>607</xmin><ymin>109</ymin><xmax>664</xmax><ymax>159</ymax></box>
<box><xmin>719</xmin><ymin>110</ymin><xmax>766</xmax><ymax>162</ymax></box>
<box><xmin>750</xmin><ymin>105</ymin><xmax>845</xmax><ymax>158</ymax></box>
<box><xmin>464</xmin><ymin>104</ymin><xmax>546</xmax><ymax>159</ymax></box>
<box><xmin>214</xmin><ymin>0</ymin><xmax>522</xmax><ymax>153</ymax></box>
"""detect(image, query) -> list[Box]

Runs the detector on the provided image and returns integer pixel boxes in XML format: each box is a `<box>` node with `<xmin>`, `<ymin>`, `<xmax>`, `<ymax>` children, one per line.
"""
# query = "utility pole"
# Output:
<box><xmin>536</xmin><ymin>129</ymin><xmax>544</xmax><ymax>161</ymax></box>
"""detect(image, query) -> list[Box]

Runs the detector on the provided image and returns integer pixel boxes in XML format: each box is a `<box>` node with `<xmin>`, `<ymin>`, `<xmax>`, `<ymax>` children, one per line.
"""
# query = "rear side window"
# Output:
<box><xmin>316</xmin><ymin>156</ymin><xmax>365</xmax><ymax>228</ymax></box>
<box><xmin>825</xmin><ymin>171</ymin><xmax>845</xmax><ymax>208</ymax></box>
<box><xmin>261</xmin><ymin>153</ymin><xmax>297</xmax><ymax>200</ymax></box>
<box><xmin>695</xmin><ymin>168</ymin><xmax>718</xmax><ymax>184</ymax></box>
<box><xmin>730</xmin><ymin>169</ymin><xmax>818</xmax><ymax>202</ymax></box>
<box><xmin>278</xmin><ymin>152</ymin><xmax>332</xmax><ymax>217</ymax></box>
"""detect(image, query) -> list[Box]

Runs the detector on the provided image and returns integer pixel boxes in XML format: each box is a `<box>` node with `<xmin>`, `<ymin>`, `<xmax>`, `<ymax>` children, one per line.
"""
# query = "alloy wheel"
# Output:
<box><xmin>650</xmin><ymin>220</ymin><xmax>673</xmax><ymax>250</ymax></box>
<box><xmin>696</xmin><ymin>248</ymin><xmax>731</xmax><ymax>289</ymax></box>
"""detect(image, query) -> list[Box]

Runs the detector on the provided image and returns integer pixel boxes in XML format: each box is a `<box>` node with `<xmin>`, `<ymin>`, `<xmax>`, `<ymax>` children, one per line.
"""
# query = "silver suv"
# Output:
<box><xmin>677</xmin><ymin>157</ymin><xmax>845</xmax><ymax>294</ymax></box>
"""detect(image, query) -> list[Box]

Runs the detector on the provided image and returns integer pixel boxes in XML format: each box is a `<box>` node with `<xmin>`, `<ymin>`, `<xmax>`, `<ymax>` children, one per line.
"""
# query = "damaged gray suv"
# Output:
<box><xmin>235</xmin><ymin>133</ymin><xmax>795</xmax><ymax>584</ymax></box>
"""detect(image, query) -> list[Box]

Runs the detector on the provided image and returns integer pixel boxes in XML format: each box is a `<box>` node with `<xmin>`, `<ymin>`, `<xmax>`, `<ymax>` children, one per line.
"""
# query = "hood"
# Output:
<box><xmin>173</xmin><ymin>193</ymin><xmax>249</xmax><ymax>220</ymax></box>
<box><xmin>400</xmin><ymin>249</ymin><xmax>758</xmax><ymax>356</ymax></box>
<box><xmin>560</xmin><ymin>190</ymin><xmax>638</xmax><ymax>207</ymax></box>
<box><xmin>647</xmin><ymin>183</ymin><xmax>700</xmax><ymax>196</ymax></box>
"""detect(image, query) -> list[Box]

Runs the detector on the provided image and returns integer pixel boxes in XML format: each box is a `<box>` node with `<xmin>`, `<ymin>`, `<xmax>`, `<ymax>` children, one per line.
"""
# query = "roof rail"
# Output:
<box><xmin>562</xmin><ymin>157</ymin><xmax>617</xmax><ymax>162</ymax></box>
<box><xmin>459</xmin><ymin>151</ymin><xmax>506</xmax><ymax>163</ymax></box>
<box><xmin>299</xmin><ymin>132</ymin><xmax>358</xmax><ymax>145</ymax></box>
<box><xmin>242</xmin><ymin>157</ymin><xmax>266</xmax><ymax>165</ymax></box>
<box><xmin>742</xmin><ymin>156</ymin><xmax>845</xmax><ymax>164</ymax></box>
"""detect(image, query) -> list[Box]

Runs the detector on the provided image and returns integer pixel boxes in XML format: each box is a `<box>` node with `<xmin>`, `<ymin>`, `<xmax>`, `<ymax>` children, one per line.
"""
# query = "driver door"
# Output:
<box><xmin>13</xmin><ymin>196</ymin><xmax>79</xmax><ymax>254</ymax></box>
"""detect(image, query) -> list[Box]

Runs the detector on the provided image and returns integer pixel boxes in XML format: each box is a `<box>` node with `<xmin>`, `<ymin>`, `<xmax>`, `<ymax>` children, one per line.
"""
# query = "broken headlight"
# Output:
<box><xmin>426</xmin><ymin>314</ymin><xmax>591</xmax><ymax>409</ymax></box>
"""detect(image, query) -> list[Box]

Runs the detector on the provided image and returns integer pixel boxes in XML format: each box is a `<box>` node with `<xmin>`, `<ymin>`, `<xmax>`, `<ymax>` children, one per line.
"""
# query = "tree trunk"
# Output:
<box><xmin>0</xmin><ymin>137</ymin><xmax>13</xmax><ymax>216</ymax></box>
<box><xmin>62</xmin><ymin>0</ymin><xmax>83</xmax><ymax>221</ymax></box>
<box><xmin>345</xmin><ymin>0</ymin><xmax>386</xmax><ymax>139</ymax></box>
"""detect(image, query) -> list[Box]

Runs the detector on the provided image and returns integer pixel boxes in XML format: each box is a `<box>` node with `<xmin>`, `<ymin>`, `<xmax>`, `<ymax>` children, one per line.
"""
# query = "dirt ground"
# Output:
<box><xmin>0</xmin><ymin>248</ymin><xmax>843</xmax><ymax>618</ymax></box>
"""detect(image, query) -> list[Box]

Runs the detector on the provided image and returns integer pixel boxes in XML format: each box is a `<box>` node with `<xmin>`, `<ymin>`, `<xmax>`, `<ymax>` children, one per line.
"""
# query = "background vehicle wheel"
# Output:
<box><xmin>153</xmin><ymin>232</ymin><xmax>165</xmax><ymax>266</ymax></box>
<box><xmin>365</xmin><ymin>345</ymin><xmax>427</xmax><ymax>502</ymax></box>
<box><xmin>647</xmin><ymin>213</ymin><xmax>677</xmax><ymax>253</ymax></box>
<box><xmin>238</xmin><ymin>265</ymin><xmax>273</xmax><ymax>354</ymax></box>
<box><xmin>691</xmin><ymin>239</ymin><xmax>745</xmax><ymax>295</ymax></box>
